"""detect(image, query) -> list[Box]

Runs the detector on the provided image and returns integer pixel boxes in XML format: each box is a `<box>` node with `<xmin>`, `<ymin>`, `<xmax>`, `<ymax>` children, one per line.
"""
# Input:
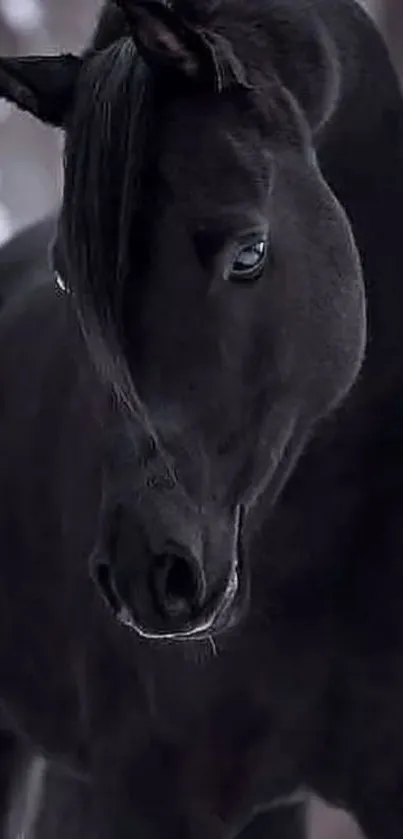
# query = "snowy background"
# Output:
<box><xmin>0</xmin><ymin>1</ymin><xmax>401</xmax><ymax>837</ymax></box>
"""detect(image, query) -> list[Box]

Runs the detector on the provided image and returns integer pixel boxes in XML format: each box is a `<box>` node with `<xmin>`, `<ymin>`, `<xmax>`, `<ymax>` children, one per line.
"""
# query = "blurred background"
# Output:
<box><xmin>0</xmin><ymin>0</ymin><xmax>401</xmax><ymax>244</ymax></box>
<box><xmin>0</xmin><ymin>0</ymin><xmax>401</xmax><ymax>836</ymax></box>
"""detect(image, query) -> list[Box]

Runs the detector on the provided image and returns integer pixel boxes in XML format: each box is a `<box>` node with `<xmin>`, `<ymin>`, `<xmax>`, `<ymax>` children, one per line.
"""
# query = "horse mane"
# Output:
<box><xmin>55</xmin><ymin>9</ymin><xmax>156</xmax><ymax>427</ymax></box>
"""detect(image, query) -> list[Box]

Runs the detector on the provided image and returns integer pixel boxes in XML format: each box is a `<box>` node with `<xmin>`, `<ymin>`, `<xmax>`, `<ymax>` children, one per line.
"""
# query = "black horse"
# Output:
<box><xmin>0</xmin><ymin>0</ymin><xmax>402</xmax><ymax>836</ymax></box>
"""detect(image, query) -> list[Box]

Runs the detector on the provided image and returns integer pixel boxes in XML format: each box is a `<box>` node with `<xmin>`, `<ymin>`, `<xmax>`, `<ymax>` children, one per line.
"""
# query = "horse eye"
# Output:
<box><xmin>229</xmin><ymin>238</ymin><xmax>268</xmax><ymax>283</ymax></box>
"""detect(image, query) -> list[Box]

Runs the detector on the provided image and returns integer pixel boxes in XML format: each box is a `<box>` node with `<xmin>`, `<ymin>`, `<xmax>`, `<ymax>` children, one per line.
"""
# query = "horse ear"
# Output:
<box><xmin>114</xmin><ymin>0</ymin><xmax>249</xmax><ymax>92</ymax></box>
<box><xmin>0</xmin><ymin>54</ymin><xmax>82</xmax><ymax>128</ymax></box>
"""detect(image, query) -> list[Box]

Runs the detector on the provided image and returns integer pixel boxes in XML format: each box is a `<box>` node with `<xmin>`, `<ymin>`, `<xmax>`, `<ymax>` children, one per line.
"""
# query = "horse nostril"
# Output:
<box><xmin>151</xmin><ymin>553</ymin><xmax>204</xmax><ymax>622</ymax></box>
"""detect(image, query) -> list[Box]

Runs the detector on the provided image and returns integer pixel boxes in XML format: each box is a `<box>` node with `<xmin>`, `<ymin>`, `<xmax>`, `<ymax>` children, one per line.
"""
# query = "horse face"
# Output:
<box><xmin>0</xmin><ymin>2</ymin><xmax>366</xmax><ymax>642</ymax></box>
<box><xmin>89</xmin><ymin>83</ymin><xmax>365</xmax><ymax>641</ymax></box>
<box><xmin>128</xmin><ymin>88</ymin><xmax>365</xmax><ymax>508</ymax></box>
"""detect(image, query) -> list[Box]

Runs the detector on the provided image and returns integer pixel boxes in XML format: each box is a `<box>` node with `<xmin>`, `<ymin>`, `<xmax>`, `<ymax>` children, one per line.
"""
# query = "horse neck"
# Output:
<box><xmin>318</xmin><ymin>0</ymin><xmax>403</xmax><ymax>395</ymax></box>
<box><xmin>247</xmin><ymin>1</ymin><xmax>403</xmax><ymax>593</ymax></box>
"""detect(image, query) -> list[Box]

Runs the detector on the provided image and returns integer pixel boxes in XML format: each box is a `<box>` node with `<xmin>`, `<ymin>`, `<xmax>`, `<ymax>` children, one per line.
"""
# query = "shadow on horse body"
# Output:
<box><xmin>0</xmin><ymin>0</ymin><xmax>402</xmax><ymax>836</ymax></box>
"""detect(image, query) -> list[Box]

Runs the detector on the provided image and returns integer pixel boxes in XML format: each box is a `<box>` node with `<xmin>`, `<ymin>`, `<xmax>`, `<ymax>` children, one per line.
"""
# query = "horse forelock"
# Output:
<box><xmin>56</xmin><ymin>33</ymin><xmax>155</xmax><ymax>426</ymax></box>
<box><xmin>56</xmin><ymin>2</ymin><xmax>251</xmax><ymax>421</ymax></box>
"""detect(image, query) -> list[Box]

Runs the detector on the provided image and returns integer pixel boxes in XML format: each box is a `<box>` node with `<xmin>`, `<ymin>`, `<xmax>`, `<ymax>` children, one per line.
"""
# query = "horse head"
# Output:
<box><xmin>0</xmin><ymin>0</ymin><xmax>366</xmax><ymax>641</ymax></box>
